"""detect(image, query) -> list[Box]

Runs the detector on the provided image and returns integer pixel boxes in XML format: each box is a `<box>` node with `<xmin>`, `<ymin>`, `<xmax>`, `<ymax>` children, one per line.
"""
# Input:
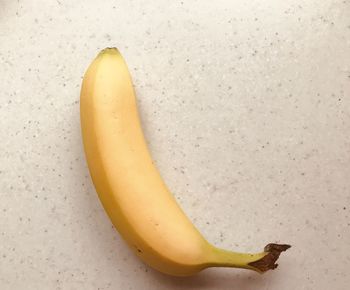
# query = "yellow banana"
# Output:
<box><xmin>80</xmin><ymin>47</ymin><xmax>290</xmax><ymax>276</ymax></box>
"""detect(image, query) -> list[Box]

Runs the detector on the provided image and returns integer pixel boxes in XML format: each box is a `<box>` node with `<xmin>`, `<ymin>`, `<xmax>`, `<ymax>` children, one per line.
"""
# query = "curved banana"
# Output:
<box><xmin>80</xmin><ymin>47</ymin><xmax>290</xmax><ymax>276</ymax></box>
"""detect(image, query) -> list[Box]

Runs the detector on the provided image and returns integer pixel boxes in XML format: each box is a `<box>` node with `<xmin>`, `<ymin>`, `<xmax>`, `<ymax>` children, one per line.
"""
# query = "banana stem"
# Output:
<box><xmin>209</xmin><ymin>244</ymin><xmax>291</xmax><ymax>273</ymax></box>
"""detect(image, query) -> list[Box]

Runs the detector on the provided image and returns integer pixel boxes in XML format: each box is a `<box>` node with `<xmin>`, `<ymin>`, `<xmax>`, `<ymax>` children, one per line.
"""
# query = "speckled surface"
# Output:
<box><xmin>1</xmin><ymin>1</ymin><xmax>350</xmax><ymax>289</ymax></box>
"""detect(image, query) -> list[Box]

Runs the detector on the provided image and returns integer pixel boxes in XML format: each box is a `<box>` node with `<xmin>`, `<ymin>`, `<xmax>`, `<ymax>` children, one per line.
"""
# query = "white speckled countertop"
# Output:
<box><xmin>1</xmin><ymin>1</ymin><xmax>350</xmax><ymax>289</ymax></box>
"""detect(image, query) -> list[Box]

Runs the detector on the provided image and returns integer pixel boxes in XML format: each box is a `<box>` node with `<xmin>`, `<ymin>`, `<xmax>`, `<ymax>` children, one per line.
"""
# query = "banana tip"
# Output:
<box><xmin>248</xmin><ymin>243</ymin><xmax>291</xmax><ymax>273</ymax></box>
<box><xmin>98</xmin><ymin>47</ymin><xmax>120</xmax><ymax>56</ymax></box>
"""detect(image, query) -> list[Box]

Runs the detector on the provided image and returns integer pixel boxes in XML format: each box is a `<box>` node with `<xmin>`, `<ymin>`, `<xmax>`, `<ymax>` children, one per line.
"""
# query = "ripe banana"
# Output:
<box><xmin>80</xmin><ymin>47</ymin><xmax>290</xmax><ymax>276</ymax></box>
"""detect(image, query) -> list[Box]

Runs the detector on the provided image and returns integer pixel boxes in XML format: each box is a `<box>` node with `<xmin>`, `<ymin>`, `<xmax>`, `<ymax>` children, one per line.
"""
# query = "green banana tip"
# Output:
<box><xmin>98</xmin><ymin>47</ymin><xmax>120</xmax><ymax>57</ymax></box>
<box><xmin>248</xmin><ymin>243</ymin><xmax>291</xmax><ymax>273</ymax></box>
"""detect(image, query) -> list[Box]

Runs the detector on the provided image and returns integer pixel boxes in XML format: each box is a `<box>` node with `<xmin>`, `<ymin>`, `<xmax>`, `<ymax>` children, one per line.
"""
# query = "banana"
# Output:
<box><xmin>80</xmin><ymin>47</ymin><xmax>290</xmax><ymax>276</ymax></box>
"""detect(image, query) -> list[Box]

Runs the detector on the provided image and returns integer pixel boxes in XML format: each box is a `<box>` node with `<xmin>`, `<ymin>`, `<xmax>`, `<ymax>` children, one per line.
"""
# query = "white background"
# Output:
<box><xmin>1</xmin><ymin>1</ymin><xmax>349</xmax><ymax>289</ymax></box>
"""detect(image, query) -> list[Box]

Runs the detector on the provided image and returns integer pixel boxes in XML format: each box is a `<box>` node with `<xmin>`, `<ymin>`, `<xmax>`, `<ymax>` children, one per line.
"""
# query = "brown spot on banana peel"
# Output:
<box><xmin>248</xmin><ymin>244</ymin><xmax>291</xmax><ymax>273</ymax></box>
